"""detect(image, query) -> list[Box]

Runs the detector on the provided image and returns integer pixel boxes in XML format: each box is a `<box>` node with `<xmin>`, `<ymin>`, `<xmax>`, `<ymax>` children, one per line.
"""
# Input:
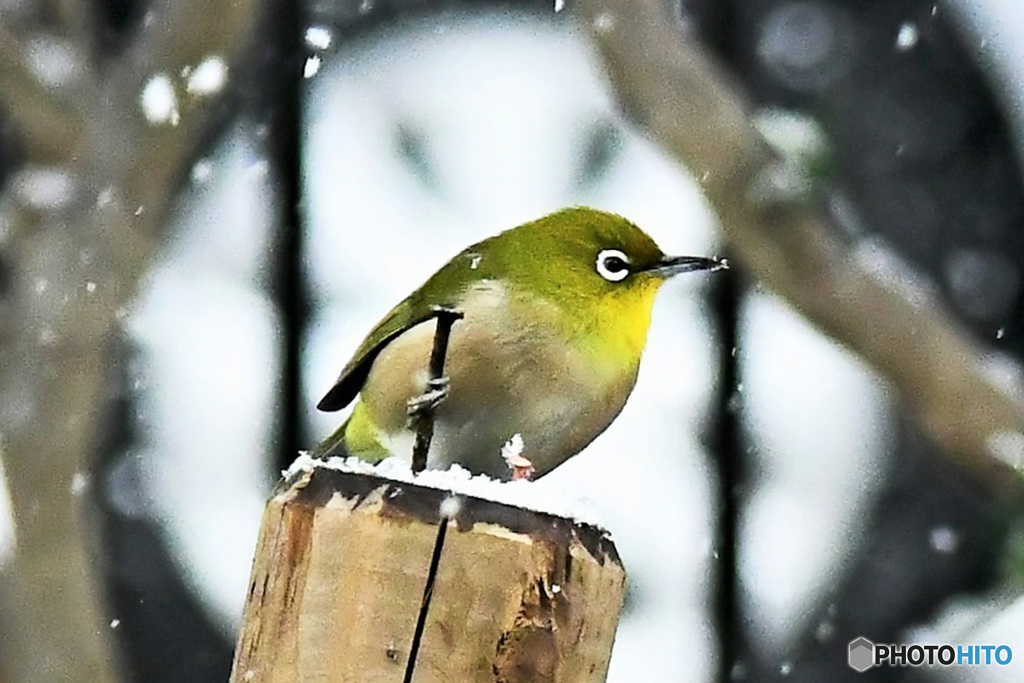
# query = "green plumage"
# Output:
<box><xmin>313</xmin><ymin>207</ymin><xmax>723</xmax><ymax>479</ymax></box>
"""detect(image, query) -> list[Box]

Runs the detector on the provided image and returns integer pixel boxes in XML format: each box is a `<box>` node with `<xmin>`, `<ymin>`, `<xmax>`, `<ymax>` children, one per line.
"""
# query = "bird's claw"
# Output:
<box><xmin>407</xmin><ymin>377</ymin><xmax>451</xmax><ymax>417</ymax></box>
<box><xmin>508</xmin><ymin>455</ymin><xmax>535</xmax><ymax>481</ymax></box>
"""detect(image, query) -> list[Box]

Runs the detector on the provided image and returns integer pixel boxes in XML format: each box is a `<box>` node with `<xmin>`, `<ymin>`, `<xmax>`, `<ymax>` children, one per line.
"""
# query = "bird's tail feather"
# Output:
<box><xmin>310</xmin><ymin>418</ymin><xmax>351</xmax><ymax>460</ymax></box>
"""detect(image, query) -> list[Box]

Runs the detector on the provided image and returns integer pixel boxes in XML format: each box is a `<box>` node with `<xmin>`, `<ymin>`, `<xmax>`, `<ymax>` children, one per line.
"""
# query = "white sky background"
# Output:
<box><xmin>125</xmin><ymin>128</ymin><xmax>279</xmax><ymax>633</ymax></box>
<box><xmin>114</xmin><ymin>1</ymin><xmax>1024</xmax><ymax>680</ymax></box>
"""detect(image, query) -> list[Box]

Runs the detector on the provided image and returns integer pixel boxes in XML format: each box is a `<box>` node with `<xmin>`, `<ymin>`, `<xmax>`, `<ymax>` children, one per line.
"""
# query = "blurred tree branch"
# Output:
<box><xmin>579</xmin><ymin>0</ymin><xmax>1024</xmax><ymax>500</ymax></box>
<box><xmin>0</xmin><ymin>0</ymin><xmax>268</xmax><ymax>680</ymax></box>
<box><xmin>0</xmin><ymin>25</ymin><xmax>84</xmax><ymax>164</ymax></box>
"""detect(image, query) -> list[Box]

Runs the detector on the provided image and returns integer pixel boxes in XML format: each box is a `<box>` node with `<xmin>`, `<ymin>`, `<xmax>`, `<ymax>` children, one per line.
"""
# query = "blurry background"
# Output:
<box><xmin>2</xmin><ymin>0</ymin><xmax>1024</xmax><ymax>681</ymax></box>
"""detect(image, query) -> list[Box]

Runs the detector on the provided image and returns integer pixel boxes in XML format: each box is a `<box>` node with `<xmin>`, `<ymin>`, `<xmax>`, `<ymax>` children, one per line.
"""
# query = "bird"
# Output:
<box><xmin>312</xmin><ymin>207</ymin><xmax>724</xmax><ymax>480</ymax></box>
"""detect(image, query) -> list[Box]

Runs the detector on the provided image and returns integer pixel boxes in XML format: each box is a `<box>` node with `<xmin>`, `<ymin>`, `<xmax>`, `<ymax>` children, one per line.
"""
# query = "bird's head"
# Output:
<box><xmin>465</xmin><ymin>207</ymin><xmax>725</xmax><ymax>366</ymax></box>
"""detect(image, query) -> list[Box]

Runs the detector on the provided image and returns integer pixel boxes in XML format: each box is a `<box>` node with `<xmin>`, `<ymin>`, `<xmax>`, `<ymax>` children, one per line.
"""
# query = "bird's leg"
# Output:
<box><xmin>407</xmin><ymin>377</ymin><xmax>451</xmax><ymax>418</ymax></box>
<box><xmin>508</xmin><ymin>455</ymin><xmax>535</xmax><ymax>481</ymax></box>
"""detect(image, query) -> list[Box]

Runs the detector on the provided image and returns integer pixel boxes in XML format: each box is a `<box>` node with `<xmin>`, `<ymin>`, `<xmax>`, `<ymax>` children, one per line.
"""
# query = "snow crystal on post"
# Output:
<box><xmin>229</xmin><ymin>460</ymin><xmax>626</xmax><ymax>682</ymax></box>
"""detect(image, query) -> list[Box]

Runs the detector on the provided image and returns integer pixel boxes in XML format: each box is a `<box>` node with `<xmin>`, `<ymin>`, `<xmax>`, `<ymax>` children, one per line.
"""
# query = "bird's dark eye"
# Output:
<box><xmin>596</xmin><ymin>248</ymin><xmax>631</xmax><ymax>282</ymax></box>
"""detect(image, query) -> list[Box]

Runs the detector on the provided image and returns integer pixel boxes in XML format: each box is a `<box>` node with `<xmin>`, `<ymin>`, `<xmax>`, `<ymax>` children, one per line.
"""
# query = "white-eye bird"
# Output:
<box><xmin>314</xmin><ymin>207</ymin><xmax>724</xmax><ymax>479</ymax></box>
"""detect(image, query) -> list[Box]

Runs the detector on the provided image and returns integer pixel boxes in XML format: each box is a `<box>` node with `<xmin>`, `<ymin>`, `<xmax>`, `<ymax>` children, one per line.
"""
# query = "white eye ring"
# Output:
<box><xmin>596</xmin><ymin>248</ymin><xmax>631</xmax><ymax>282</ymax></box>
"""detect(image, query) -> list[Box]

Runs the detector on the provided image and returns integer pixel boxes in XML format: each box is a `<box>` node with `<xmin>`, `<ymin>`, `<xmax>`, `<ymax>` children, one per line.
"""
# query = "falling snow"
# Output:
<box><xmin>140</xmin><ymin>74</ymin><xmax>180</xmax><ymax>125</ymax></box>
<box><xmin>11</xmin><ymin>167</ymin><xmax>77</xmax><ymax>210</ymax></box>
<box><xmin>752</xmin><ymin>108</ymin><xmax>828</xmax><ymax>166</ymax></box>
<box><xmin>96</xmin><ymin>187</ymin><xmax>115</xmax><ymax>208</ymax></box>
<box><xmin>896</xmin><ymin>22</ymin><xmax>919</xmax><ymax>50</ymax></box>
<box><xmin>70</xmin><ymin>471</ymin><xmax>90</xmax><ymax>496</ymax></box>
<box><xmin>115</xmin><ymin>10</ymin><xmax>1024</xmax><ymax>680</ymax></box>
<box><xmin>305</xmin><ymin>26</ymin><xmax>333</xmax><ymax>50</ymax></box>
<box><xmin>594</xmin><ymin>12</ymin><xmax>616</xmax><ymax>34</ymax></box>
<box><xmin>26</xmin><ymin>37</ymin><xmax>79</xmax><ymax>88</ymax></box>
<box><xmin>186</xmin><ymin>56</ymin><xmax>228</xmax><ymax>96</ymax></box>
<box><xmin>304</xmin><ymin>56</ymin><xmax>322</xmax><ymax>79</ymax></box>
<box><xmin>928</xmin><ymin>526</ymin><xmax>959</xmax><ymax>554</ymax></box>
<box><xmin>191</xmin><ymin>159</ymin><xmax>214</xmax><ymax>184</ymax></box>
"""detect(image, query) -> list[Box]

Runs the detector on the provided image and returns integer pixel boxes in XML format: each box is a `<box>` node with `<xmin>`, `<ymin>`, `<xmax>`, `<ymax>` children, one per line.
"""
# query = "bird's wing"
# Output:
<box><xmin>316</xmin><ymin>297</ymin><xmax>438</xmax><ymax>412</ymax></box>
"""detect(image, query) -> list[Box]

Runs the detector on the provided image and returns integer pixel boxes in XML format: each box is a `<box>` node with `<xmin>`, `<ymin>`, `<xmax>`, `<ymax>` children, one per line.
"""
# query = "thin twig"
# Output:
<box><xmin>410</xmin><ymin>306</ymin><xmax>464</xmax><ymax>473</ymax></box>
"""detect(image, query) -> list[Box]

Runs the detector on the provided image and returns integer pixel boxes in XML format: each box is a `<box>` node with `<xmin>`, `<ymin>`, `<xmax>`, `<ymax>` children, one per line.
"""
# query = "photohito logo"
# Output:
<box><xmin>848</xmin><ymin>637</ymin><xmax>1013</xmax><ymax>672</ymax></box>
<box><xmin>848</xmin><ymin>638</ymin><xmax>874</xmax><ymax>673</ymax></box>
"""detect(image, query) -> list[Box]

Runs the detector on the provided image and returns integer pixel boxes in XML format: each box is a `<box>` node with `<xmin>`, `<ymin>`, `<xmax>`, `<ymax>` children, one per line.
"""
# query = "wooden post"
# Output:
<box><xmin>230</xmin><ymin>464</ymin><xmax>626</xmax><ymax>682</ymax></box>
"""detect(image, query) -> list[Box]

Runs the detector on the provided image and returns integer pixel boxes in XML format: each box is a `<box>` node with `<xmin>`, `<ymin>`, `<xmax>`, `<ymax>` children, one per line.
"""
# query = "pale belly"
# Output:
<box><xmin>358</xmin><ymin>284</ymin><xmax>638</xmax><ymax>479</ymax></box>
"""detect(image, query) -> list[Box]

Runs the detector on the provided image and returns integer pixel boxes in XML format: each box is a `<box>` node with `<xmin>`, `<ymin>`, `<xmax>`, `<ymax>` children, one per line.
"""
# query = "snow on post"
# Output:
<box><xmin>229</xmin><ymin>457</ymin><xmax>626</xmax><ymax>682</ymax></box>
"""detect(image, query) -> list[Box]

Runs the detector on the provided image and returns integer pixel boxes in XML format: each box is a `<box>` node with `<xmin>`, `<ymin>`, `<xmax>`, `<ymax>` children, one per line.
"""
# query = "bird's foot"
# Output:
<box><xmin>407</xmin><ymin>377</ymin><xmax>451</xmax><ymax>417</ymax></box>
<box><xmin>501</xmin><ymin>433</ymin><xmax>535</xmax><ymax>481</ymax></box>
<box><xmin>508</xmin><ymin>455</ymin><xmax>535</xmax><ymax>481</ymax></box>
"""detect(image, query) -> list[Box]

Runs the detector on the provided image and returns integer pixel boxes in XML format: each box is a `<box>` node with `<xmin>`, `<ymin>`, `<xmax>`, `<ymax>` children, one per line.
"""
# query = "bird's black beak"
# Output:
<box><xmin>645</xmin><ymin>255</ymin><xmax>728</xmax><ymax>278</ymax></box>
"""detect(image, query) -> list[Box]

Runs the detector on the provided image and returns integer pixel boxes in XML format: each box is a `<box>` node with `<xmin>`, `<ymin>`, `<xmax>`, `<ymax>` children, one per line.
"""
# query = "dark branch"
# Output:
<box><xmin>410</xmin><ymin>306</ymin><xmax>464</xmax><ymax>474</ymax></box>
<box><xmin>579</xmin><ymin>0</ymin><xmax>1024</xmax><ymax>500</ymax></box>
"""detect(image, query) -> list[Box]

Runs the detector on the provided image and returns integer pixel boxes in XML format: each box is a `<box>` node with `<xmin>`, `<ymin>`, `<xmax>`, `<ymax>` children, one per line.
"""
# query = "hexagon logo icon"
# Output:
<box><xmin>848</xmin><ymin>637</ymin><xmax>875</xmax><ymax>672</ymax></box>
